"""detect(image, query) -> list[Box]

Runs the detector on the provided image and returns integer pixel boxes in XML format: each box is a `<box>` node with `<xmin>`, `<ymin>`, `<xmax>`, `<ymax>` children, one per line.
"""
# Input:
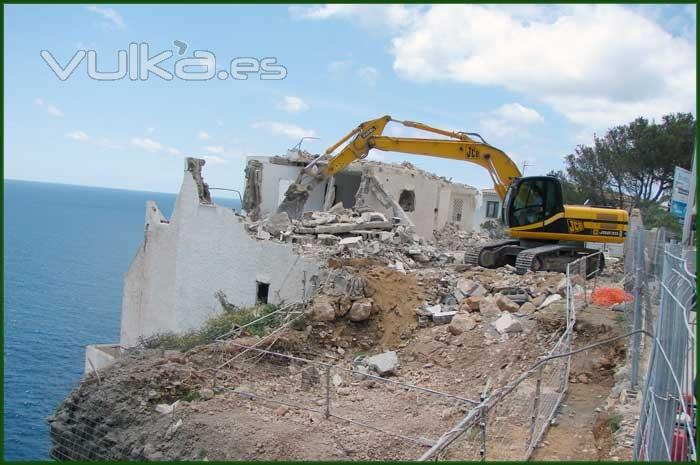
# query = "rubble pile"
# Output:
<box><xmin>246</xmin><ymin>205</ymin><xmax>495</xmax><ymax>270</ymax></box>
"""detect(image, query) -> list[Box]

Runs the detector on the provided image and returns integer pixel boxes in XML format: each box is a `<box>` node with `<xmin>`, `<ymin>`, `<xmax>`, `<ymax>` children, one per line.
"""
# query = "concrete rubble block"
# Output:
<box><xmin>456</xmin><ymin>278</ymin><xmax>476</xmax><ymax>296</ymax></box>
<box><xmin>359</xmin><ymin>212</ymin><xmax>388</xmax><ymax>223</ymax></box>
<box><xmin>424</xmin><ymin>304</ymin><xmax>442</xmax><ymax>315</ymax></box>
<box><xmin>499</xmin><ymin>287</ymin><xmax>529</xmax><ymax>304</ymax></box>
<box><xmin>332</xmin><ymin>374</ymin><xmax>343</xmax><ymax>387</ymax></box>
<box><xmin>307</xmin><ymin>300</ymin><xmax>336</xmax><ymax>322</ymax></box>
<box><xmin>365</xmin><ymin>351</ymin><xmax>399</xmax><ymax>376</ymax></box>
<box><xmin>531</xmin><ymin>294</ymin><xmax>546</xmax><ymax>308</ymax></box>
<box><xmin>339</xmin><ymin>236</ymin><xmax>363</xmax><ymax>247</ymax></box>
<box><xmin>470</xmin><ymin>284</ymin><xmax>488</xmax><ymax>297</ymax></box>
<box><xmin>296</xmin><ymin>221</ymin><xmax>393</xmax><ymax>235</ymax></box>
<box><xmin>352</xmin><ymin>364</ymin><xmax>370</xmax><ymax>380</ymax></box>
<box><xmin>377</xmin><ymin>231</ymin><xmax>394</xmax><ymax>242</ymax></box>
<box><xmin>519</xmin><ymin>302</ymin><xmax>537</xmax><ymax>314</ymax></box>
<box><xmin>448</xmin><ymin>313</ymin><xmax>477</xmax><ymax>335</ymax></box>
<box><xmin>495</xmin><ymin>294</ymin><xmax>520</xmax><ymax>313</ymax></box>
<box><xmin>349</xmin><ymin>299</ymin><xmax>373</xmax><ymax>322</ymax></box>
<box><xmin>479</xmin><ymin>296</ymin><xmax>502</xmax><ymax>318</ymax></box>
<box><xmin>432</xmin><ymin>311</ymin><xmax>457</xmax><ymax>325</ymax></box>
<box><xmin>155</xmin><ymin>400</ymin><xmax>180</xmax><ymax>415</ymax></box>
<box><xmin>538</xmin><ymin>294</ymin><xmax>563</xmax><ymax>309</ymax></box>
<box><xmin>492</xmin><ymin>313</ymin><xmax>522</xmax><ymax>334</ymax></box>
<box><xmin>328</xmin><ymin>202</ymin><xmax>347</xmax><ymax>214</ymax></box>
<box><xmin>255</xmin><ymin>228</ymin><xmax>271</xmax><ymax>240</ymax></box>
<box><xmin>261</xmin><ymin>212</ymin><xmax>292</xmax><ymax>237</ymax></box>
<box><xmin>465</xmin><ymin>296</ymin><xmax>483</xmax><ymax>312</ymax></box>
<box><xmin>317</xmin><ymin>233</ymin><xmax>341</xmax><ymax>245</ymax></box>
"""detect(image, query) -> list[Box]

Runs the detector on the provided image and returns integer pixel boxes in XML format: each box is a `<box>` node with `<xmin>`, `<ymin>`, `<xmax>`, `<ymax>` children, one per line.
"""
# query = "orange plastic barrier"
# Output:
<box><xmin>591</xmin><ymin>287</ymin><xmax>634</xmax><ymax>306</ymax></box>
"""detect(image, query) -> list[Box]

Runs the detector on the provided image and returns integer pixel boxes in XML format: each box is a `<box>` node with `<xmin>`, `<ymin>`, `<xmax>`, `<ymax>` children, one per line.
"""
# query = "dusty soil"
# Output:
<box><xmin>531</xmin><ymin>303</ymin><xmax>627</xmax><ymax>461</ymax></box>
<box><xmin>50</xmin><ymin>265</ymin><xmax>630</xmax><ymax>461</ymax></box>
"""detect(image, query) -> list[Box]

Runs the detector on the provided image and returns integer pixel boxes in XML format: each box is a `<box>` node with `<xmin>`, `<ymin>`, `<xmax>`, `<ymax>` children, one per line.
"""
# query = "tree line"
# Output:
<box><xmin>548</xmin><ymin>112</ymin><xmax>696</xmax><ymax>232</ymax></box>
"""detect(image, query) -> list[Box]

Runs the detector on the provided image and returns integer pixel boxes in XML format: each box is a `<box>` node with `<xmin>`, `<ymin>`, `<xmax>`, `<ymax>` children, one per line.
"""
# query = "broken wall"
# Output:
<box><xmin>247</xmin><ymin>156</ymin><xmax>326</xmax><ymax>216</ymax></box>
<box><xmin>359</xmin><ymin>163</ymin><xmax>480</xmax><ymax>238</ymax></box>
<box><xmin>120</xmin><ymin>158</ymin><xmax>321</xmax><ymax>347</ymax></box>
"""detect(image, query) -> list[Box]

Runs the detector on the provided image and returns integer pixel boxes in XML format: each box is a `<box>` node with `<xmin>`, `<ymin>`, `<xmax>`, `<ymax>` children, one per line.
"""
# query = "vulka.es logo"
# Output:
<box><xmin>40</xmin><ymin>42</ymin><xmax>287</xmax><ymax>81</ymax></box>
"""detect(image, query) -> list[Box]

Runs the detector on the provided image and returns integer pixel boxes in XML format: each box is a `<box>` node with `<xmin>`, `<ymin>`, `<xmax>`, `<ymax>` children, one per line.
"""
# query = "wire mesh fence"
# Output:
<box><xmin>633</xmin><ymin>241</ymin><xmax>696</xmax><ymax>462</ymax></box>
<box><xmin>418</xmin><ymin>251</ymin><xmax>601</xmax><ymax>461</ymax></box>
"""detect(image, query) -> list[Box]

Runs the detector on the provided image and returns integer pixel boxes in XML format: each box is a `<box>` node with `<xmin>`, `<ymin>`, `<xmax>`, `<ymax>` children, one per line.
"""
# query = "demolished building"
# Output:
<box><xmin>85</xmin><ymin>154</ymin><xmax>490</xmax><ymax>370</ymax></box>
<box><xmin>244</xmin><ymin>150</ymin><xmax>481</xmax><ymax>239</ymax></box>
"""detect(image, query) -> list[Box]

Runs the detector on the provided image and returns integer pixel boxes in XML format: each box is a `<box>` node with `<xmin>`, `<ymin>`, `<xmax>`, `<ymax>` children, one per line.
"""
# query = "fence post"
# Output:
<box><xmin>528</xmin><ymin>365</ymin><xmax>543</xmax><ymax>449</ymax></box>
<box><xmin>325</xmin><ymin>365</ymin><xmax>331</xmax><ymax>419</ymax></box>
<box><xmin>631</xmin><ymin>227</ymin><xmax>644</xmax><ymax>390</ymax></box>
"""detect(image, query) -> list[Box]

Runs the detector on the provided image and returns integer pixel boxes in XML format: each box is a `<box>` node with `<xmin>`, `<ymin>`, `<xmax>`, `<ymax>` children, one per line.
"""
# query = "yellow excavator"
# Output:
<box><xmin>279</xmin><ymin>115</ymin><xmax>629</xmax><ymax>274</ymax></box>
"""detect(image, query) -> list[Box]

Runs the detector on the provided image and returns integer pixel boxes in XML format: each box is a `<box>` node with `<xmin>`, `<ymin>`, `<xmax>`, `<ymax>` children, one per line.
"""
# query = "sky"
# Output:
<box><xmin>4</xmin><ymin>4</ymin><xmax>697</xmax><ymax>196</ymax></box>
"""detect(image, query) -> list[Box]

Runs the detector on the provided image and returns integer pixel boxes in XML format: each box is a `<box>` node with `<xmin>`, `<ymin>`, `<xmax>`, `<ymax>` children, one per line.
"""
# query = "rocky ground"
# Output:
<box><xmin>49</xmin><ymin>221</ymin><xmax>633</xmax><ymax>461</ymax></box>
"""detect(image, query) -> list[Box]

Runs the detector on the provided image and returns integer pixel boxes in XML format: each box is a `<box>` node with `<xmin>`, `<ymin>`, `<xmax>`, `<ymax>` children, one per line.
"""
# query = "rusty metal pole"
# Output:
<box><xmin>325</xmin><ymin>365</ymin><xmax>331</xmax><ymax>419</ymax></box>
<box><xmin>528</xmin><ymin>366</ymin><xmax>543</xmax><ymax>450</ymax></box>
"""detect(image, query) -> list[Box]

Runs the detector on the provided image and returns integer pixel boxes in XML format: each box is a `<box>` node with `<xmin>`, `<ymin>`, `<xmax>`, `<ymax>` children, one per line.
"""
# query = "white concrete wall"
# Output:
<box><xmin>84</xmin><ymin>344</ymin><xmax>120</xmax><ymax>373</ymax></box>
<box><xmin>364</xmin><ymin>164</ymin><xmax>480</xmax><ymax>238</ymax></box>
<box><xmin>120</xmin><ymin>164</ymin><xmax>321</xmax><ymax>348</ymax></box>
<box><xmin>475</xmin><ymin>191</ymin><xmax>502</xmax><ymax>229</ymax></box>
<box><xmin>248</xmin><ymin>156</ymin><xmax>326</xmax><ymax>216</ymax></box>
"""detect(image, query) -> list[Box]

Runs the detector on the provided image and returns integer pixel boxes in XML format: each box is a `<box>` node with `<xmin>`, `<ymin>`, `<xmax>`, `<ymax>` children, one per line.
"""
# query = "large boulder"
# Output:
<box><xmin>349</xmin><ymin>300</ymin><xmax>373</xmax><ymax>322</ymax></box>
<box><xmin>307</xmin><ymin>301</ymin><xmax>336</xmax><ymax>322</ymax></box>
<box><xmin>448</xmin><ymin>313</ymin><xmax>477</xmax><ymax>335</ymax></box>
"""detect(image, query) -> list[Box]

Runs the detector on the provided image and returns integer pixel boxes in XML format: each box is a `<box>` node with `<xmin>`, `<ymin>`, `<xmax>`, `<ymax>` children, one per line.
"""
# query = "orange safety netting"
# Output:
<box><xmin>591</xmin><ymin>287</ymin><xmax>634</xmax><ymax>306</ymax></box>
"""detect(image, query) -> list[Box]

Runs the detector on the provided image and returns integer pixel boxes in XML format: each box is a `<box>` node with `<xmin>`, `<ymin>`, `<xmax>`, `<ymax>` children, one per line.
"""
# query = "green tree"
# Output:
<box><xmin>560</xmin><ymin>112</ymin><xmax>695</xmax><ymax>210</ymax></box>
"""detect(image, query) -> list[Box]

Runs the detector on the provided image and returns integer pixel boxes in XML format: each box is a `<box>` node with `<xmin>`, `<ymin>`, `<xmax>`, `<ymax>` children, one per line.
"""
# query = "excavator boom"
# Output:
<box><xmin>277</xmin><ymin>115</ymin><xmax>628</xmax><ymax>274</ymax></box>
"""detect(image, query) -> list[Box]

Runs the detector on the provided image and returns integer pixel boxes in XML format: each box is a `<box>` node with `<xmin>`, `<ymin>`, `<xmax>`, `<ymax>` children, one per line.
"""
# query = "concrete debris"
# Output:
<box><xmin>538</xmin><ymin>294</ymin><xmax>563</xmax><ymax>309</ymax></box>
<box><xmin>261</xmin><ymin>212</ymin><xmax>292</xmax><ymax>237</ymax></box>
<box><xmin>495</xmin><ymin>294</ymin><xmax>520</xmax><ymax>313</ymax></box>
<box><xmin>519</xmin><ymin>302</ymin><xmax>537</xmax><ymax>314</ymax></box>
<box><xmin>155</xmin><ymin>401</ymin><xmax>180</xmax><ymax>415</ymax></box>
<box><xmin>364</xmin><ymin>351</ymin><xmax>398</xmax><ymax>376</ymax></box>
<box><xmin>492</xmin><ymin>313</ymin><xmax>522</xmax><ymax>334</ymax></box>
<box><xmin>448</xmin><ymin>313</ymin><xmax>477</xmax><ymax>335</ymax></box>
<box><xmin>339</xmin><ymin>236</ymin><xmax>363</xmax><ymax>246</ymax></box>
<box><xmin>432</xmin><ymin>311</ymin><xmax>457</xmax><ymax>325</ymax></box>
<box><xmin>332</xmin><ymin>374</ymin><xmax>343</xmax><ymax>387</ymax></box>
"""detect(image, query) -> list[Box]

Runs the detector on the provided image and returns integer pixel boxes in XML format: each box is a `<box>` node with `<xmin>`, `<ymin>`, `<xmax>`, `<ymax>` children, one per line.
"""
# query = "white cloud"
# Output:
<box><xmin>33</xmin><ymin>97</ymin><xmax>64</xmax><ymax>117</ymax></box>
<box><xmin>197</xmin><ymin>130</ymin><xmax>211</xmax><ymax>140</ymax></box>
<box><xmin>85</xmin><ymin>5</ymin><xmax>125</xmax><ymax>30</ymax></box>
<box><xmin>204</xmin><ymin>146</ymin><xmax>225</xmax><ymax>154</ymax></box>
<box><xmin>494</xmin><ymin>103</ymin><xmax>544</xmax><ymax>125</ymax></box>
<box><xmin>277</xmin><ymin>96</ymin><xmax>309</xmax><ymax>113</ymax></box>
<box><xmin>289</xmin><ymin>4</ymin><xmax>421</xmax><ymax>32</ymax></box>
<box><xmin>47</xmin><ymin>105</ymin><xmax>64</xmax><ymax>117</ymax></box>
<box><xmin>299</xmin><ymin>5</ymin><xmax>696</xmax><ymax>130</ymax></box>
<box><xmin>203</xmin><ymin>155</ymin><xmax>227</xmax><ymax>165</ymax></box>
<box><xmin>356</xmin><ymin>66</ymin><xmax>379</xmax><ymax>85</ymax></box>
<box><xmin>167</xmin><ymin>147</ymin><xmax>181</xmax><ymax>155</ymax></box>
<box><xmin>130</xmin><ymin>137</ymin><xmax>163</xmax><ymax>153</ymax></box>
<box><xmin>251</xmin><ymin>121</ymin><xmax>316</xmax><ymax>140</ymax></box>
<box><xmin>97</xmin><ymin>137</ymin><xmax>122</xmax><ymax>150</ymax></box>
<box><xmin>65</xmin><ymin>130</ymin><xmax>89</xmax><ymax>142</ymax></box>
<box><xmin>480</xmin><ymin>103</ymin><xmax>544</xmax><ymax>137</ymax></box>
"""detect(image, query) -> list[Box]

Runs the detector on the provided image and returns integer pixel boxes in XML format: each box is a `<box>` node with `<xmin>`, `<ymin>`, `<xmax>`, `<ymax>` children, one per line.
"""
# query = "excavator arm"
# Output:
<box><xmin>279</xmin><ymin>115</ymin><xmax>521</xmax><ymax>216</ymax></box>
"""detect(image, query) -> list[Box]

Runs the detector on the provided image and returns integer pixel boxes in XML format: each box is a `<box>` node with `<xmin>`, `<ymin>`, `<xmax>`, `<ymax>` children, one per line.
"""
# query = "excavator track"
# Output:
<box><xmin>465</xmin><ymin>239</ymin><xmax>520</xmax><ymax>267</ymax></box>
<box><xmin>515</xmin><ymin>244</ymin><xmax>575</xmax><ymax>274</ymax></box>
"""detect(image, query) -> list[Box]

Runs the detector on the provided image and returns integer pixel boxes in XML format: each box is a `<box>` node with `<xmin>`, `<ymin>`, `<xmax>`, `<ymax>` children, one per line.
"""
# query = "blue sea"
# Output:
<box><xmin>3</xmin><ymin>180</ymin><xmax>240</xmax><ymax>460</ymax></box>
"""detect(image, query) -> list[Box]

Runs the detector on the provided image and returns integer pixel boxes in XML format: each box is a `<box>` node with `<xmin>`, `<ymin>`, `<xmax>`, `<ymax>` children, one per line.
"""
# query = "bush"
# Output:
<box><xmin>141</xmin><ymin>299</ymin><xmax>279</xmax><ymax>351</ymax></box>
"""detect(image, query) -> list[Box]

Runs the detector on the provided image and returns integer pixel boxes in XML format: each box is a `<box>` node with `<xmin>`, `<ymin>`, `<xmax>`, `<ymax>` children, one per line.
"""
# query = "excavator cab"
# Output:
<box><xmin>503</xmin><ymin>176</ymin><xmax>564</xmax><ymax>229</ymax></box>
